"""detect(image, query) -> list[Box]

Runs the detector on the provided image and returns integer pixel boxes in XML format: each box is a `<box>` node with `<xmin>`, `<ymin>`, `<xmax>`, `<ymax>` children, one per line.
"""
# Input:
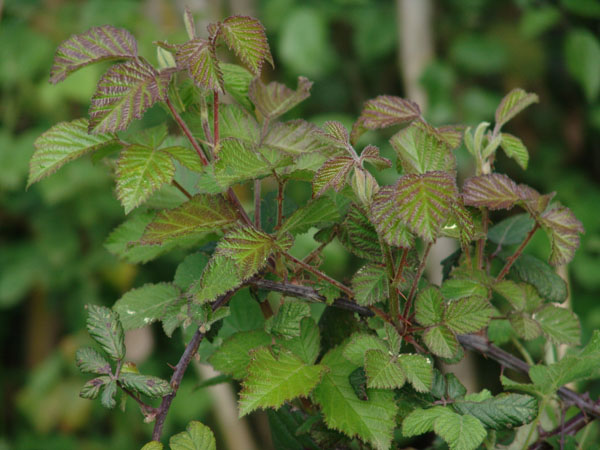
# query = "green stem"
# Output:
<box><xmin>495</xmin><ymin>223</ymin><xmax>540</xmax><ymax>282</ymax></box>
<box><xmin>511</xmin><ymin>336</ymin><xmax>534</xmax><ymax>366</ymax></box>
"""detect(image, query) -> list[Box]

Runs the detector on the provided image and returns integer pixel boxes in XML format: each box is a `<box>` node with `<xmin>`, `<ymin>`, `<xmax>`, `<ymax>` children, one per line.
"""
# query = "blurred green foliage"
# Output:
<box><xmin>2</xmin><ymin>0</ymin><xmax>599</xmax><ymax>448</ymax></box>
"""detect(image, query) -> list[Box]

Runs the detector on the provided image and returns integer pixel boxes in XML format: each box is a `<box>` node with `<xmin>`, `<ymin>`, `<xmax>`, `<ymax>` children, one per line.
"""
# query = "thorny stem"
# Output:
<box><xmin>171</xmin><ymin>180</ymin><xmax>192</xmax><ymax>200</ymax></box>
<box><xmin>393</xmin><ymin>248</ymin><xmax>410</xmax><ymax>286</ymax></box>
<box><xmin>120</xmin><ymin>385</ymin><xmax>158</xmax><ymax>416</ymax></box>
<box><xmin>476</xmin><ymin>208</ymin><xmax>488</xmax><ymax>270</ymax></box>
<box><xmin>166</xmin><ymin>96</ymin><xmax>210</xmax><ymax>166</ymax></box>
<box><xmin>496</xmin><ymin>223</ymin><xmax>540</xmax><ymax>282</ymax></box>
<box><xmin>151</xmin><ymin>290</ymin><xmax>237</xmax><ymax>442</ymax></box>
<box><xmin>284</xmin><ymin>252</ymin><xmax>354</xmax><ymax>298</ymax></box>
<box><xmin>254</xmin><ymin>179</ymin><xmax>261</xmax><ymax>229</ymax></box>
<box><xmin>403</xmin><ymin>242</ymin><xmax>433</xmax><ymax>319</ymax></box>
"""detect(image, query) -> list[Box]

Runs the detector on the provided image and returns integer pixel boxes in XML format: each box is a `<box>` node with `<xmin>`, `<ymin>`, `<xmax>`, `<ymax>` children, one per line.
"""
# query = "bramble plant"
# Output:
<box><xmin>28</xmin><ymin>9</ymin><xmax>595</xmax><ymax>450</ymax></box>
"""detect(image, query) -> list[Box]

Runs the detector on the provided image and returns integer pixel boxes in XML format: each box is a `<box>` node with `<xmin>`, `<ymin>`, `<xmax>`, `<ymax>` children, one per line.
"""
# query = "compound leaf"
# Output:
<box><xmin>29</xmin><ymin>119</ymin><xmax>117</xmax><ymax>187</ymax></box>
<box><xmin>119</xmin><ymin>373</ymin><xmax>172</xmax><ymax>398</ymax></box>
<box><xmin>351</xmin><ymin>263</ymin><xmax>389</xmax><ymax>306</ymax></box>
<box><xmin>398</xmin><ymin>354</ymin><xmax>433</xmax><ymax>393</ymax></box>
<box><xmin>189</xmin><ymin>254</ymin><xmax>242</xmax><ymax>303</ymax></box>
<box><xmin>495</xmin><ymin>88</ymin><xmax>539</xmax><ymax>129</ymax></box>
<box><xmin>364</xmin><ymin>350</ymin><xmax>406</xmax><ymax>389</ymax></box>
<box><xmin>89</xmin><ymin>59</ymin><xmax>170</xmax><ymax>133</ymax></box>
<box><xmin>76</xmin><ymin>347</ymin><xmax>112</xmax><ymax>375</ymax></box>
<box><xmin>101</xmin><ymin>380</ymin><xmax>118</xmax><ymax>409</ymax></box>
<box><xmin>239</xmin><ymin>348</ymin><xmax>325</xmax><ymax>416</ymax></box>
<box><xmin>415</xmin><ymin>287</ymin><xmax>445</xmax><ymax>327</ymax></box>
<box><xmin>537</xmin><ymin>205</ymin><xmax>584</xmax><ymax>266</ymax></box>
<box><xmin>86</xmin><ymin>305</ymin><xmax>125</xmax><ymax>361</ymax></box>
<box><xmin>217</xmin><ymin>227</ymin><xmax>280</xmax><ymax>276</ymax></box>
<box><xmin>113</xmin><ymin>283</ymin><xmax>180</xmax><ymax>330</ymax></box>
<box><xmin>265</xmin><ymin>301</ymin><xmax>311</xmax><ymax>340</ymax></box>
<box><xmin>170</xmin><ymin>421</ymin><xmax>216</xmax><ymax>450</ymax></box>
<box><xmin>534</xmin><ymin>304</ymin><xmax>580</xmax><ymax>345</ymax></box>
<box><xmin>444</xmin><ymin>297</ymin><xmax>493</xmax><ymax>334</ymax></box>
<box><xmin>433</xmin><ymin>411</ymin><xmax>487</xmax><ymax>450</ymax></box>
<box><xmin>221</xmin><ymin>16</ymin><xmax>273</xmax><ymax>75</ymax></box>
<box><xmin>176</xmin><ymin>39</ymin><xmax>223</xmax><ymax>92</ymax></box>
<box><xmin>500</xmin><ymin>133</ymin><xmax>529</xmax><ymax>170</ymax></box>
<box><xmin>314</xmin><ymin>346</ymin><xmax>397</xmax><ymax>450</ymax></box>
<box><xmin>312</xmin><ymin>156</ymin><xmax>355</xmax><ymax>197</ymax></box>
<box><xmin>343</xmin><ymin>333</ymin><xmax>388</xmax><ymax>366</ymax></box>
<box><xmin>141</xmin><ymin>195</ymin><xmax>238</xmax><ymax>244</ymax></box>
<box><xmin>50</xmin><ymin>25</ymin><xmax>138</xmax><ymax>84</ymax></box>
<box><xmin>115</xmin><ymin>144</ymin><xmax>175</xmax><ymax>214</ymax></box>
<box><xmin>80</xmin><ymin>376</ymin><xmax>110</xmax><ymax>400</ymax></box>
<box><xmin>423</xmin><ymin>325</ymin><xmax>458</xmax><ymax>359</ymax></box>
<box><xmin>209</xmin><ymin>329</ymin><xmax>271</xmax><ymax>379</ymax></box>
<box><xmin>249</xmin><ymin>76</ymin><xmax>312</xmax><ymax>120</ymax></box>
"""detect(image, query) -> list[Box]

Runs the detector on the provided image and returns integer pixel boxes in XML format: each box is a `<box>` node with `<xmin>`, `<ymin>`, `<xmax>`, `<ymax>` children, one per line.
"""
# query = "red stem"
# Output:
<box><xmin>213</xmin><ymin>91</ymin><xmax>219</xmax><ymax>152</ymax></box>
<box><xmin>495</xmin><ymin>223</ymin><xmax>540</xmax><ymax>282</ymax></box>
<box><xmin>166</xmin><ymin>97</ymin><xmax>209</xmax><ymax>166</ymax></box>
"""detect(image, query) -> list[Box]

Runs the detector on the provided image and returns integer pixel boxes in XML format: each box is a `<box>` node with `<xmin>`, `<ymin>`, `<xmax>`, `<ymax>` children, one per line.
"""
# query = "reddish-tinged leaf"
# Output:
<box><xmin>341</xmin><ymin>205</ymin><xmax>383</xmax><ymax>261</ymax></box>
<box><xmin>221</xmin><ymin>16</ymin><xmax>273</xmax><ymax>75</ymax></box>
<box><xmin>357</xmin><ymin>95</ymin><xmax>421</xmax><ymax>130</ymax></box>
<box><xmin>217</xmin><ymin>227</ymin><xmax>283</xmax><ymax>275</ymax></box>
<box><xmin>141</xmin><ymin>195</ymin><xmax>238</xmax><ymax>244</ymax></box>
<box><xmin>390</xmin><ymin>121</ymin><xmax>456</xmax><ymax>174</ymax></box>
<box><xmin>263</xmin><ymin>120</ymin><xmax>330</xmax><ymax>156</ymax></box>
<box><xmin>538</xmin><ymin>205</ymin><xmax>584</xmax><ymax>266</ymax></box>
<box><xmin>462</xmin><ymin>173</ymin><xmax>522</xmax><ymax>210</ymax></box>
<box><xmin>249</xmin><ymin>76</ymin><xmax>312</xmax><ymax>120</ymax></box>
<box><xmin>50</xmin><ymin>25</ymin><xmax>138</xmax><ymax>84</ymax></box>
<box><xmin>359</xmin><ymin>145</ymin><xmax>391</xmax><ymax>170</ymax></box>
<box><xmin>373</xmin><ymin>172</ymin><xmax>458</xmax><ymax>242</ymax></box>
<box><xmin>89</xmin><ymin>59</ymin><xmax>171</xmax><ymax>133</ymax></box>
<box><xmin>176</xmin><ymin>39</ymin><xmax>223</xmax><ymax>92</ymax></box>
<box><xmin>495</xmin><ymin>88</ymin><xmax>539</xmax><ymax>129</ymax></box>
<box><xmin>318</xmin><ymin>121</ymin><xmax>351</xmax><ymax>149</ymax></box>
<box><xmin>370</xmin><ymin>186</ymin><xmax>414</xmax><ymax>248</ymax></box>
<box><xmin>312</xmin><ymin>156</ymin><xmax>355</xmax><ymax>197</ymax></box>
<box><xmin>437</xmin><ymin>125</ymin><xmax>464</xmax><ymax>150</ymax></box>
<box><xmin>520</xmin><ymin>185</ymin><xmax>554</xmax><ymax>217</ymax></box>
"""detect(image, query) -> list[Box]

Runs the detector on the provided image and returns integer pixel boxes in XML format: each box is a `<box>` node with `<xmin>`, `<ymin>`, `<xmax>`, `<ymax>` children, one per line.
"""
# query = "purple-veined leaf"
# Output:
<box><xmin>370</xmin><ymin>186</ymin><xmax>414</xmax><ymax>248</ymax></box>
<box><xmin>437</xmin><ymin>125</ymin><xmax>464</xmax><ymax>150</ymax></box>
<box><xmin>217</xmin><ymin>227</ymin><xmax>282</xmax><ymax>276</ymax></box>
<box><xmin>500</xmin><ymin>133</ymin><xmax>529</xmax><ymax>170</ymax></box>
<box><xmin>519</xmin><ymin>185</ymin><xmax>555</xmax><ymax>217</ymax></box>
<box><xmin>161</xmin><ymin>146</ymin><xmax>204</xmax><ymax>172</ymax></box>
<box><xmin>390</xmin><ymin>121</ymin><xmax>456</xmax><ymax>174</ymax></box>
<box><xmin>442</xmin><ymin>201</ymin><xmax>477</xmax><ymax>247</ymax></box>
<box><xmin>351</xmin><ymin>167</ymin><xmax>379</xmax><ymax>206</ymax></box>
<box><xmin>312</xmin><ymin>156</ymin><xmax>355</xmax><ymax>197</ymax></box>
<box><xmin>495</xmin><ymin>88</ymin><xmax>539</xmax><ymax>129</ymax></box>
<box><xmin>28</xmin><ymin>118</ymin><xmax>117</xmax><ymax>187</ymax></box>
<box><xmin>372</xmin><ymin>171</ymin><xmax>458</xmax><ymax>242</ymax></box>
<box><xmin>538</xmin><ymin>205</ymin><xmax>584</xmax><ymax>266</ymax></box>
<box><xmin>89</xmin><ymin>59</ymin><xmax>171</xmax><ymax>133</ymax></box>
<box><xmin>140</xmin><ymin>195</ymin><xmax>238</xmax><ymax>244</ymax></box>
<box><xmin>50</xmin><ymin>25</ymin><xmax>138</xmax><ymax>84</ymax></box>
<box><xmin>340</xmin><ymin>205</ymin><xmax>383</xmax><ymax>261</ymax></box>
<box><xmin>175</xmin><ymin>38</ymin><xmax>223</xmax><ymax>92</ymax></box>
<box><xmin>359</xmin><ymin>145</ymin><xmax>391</xmax><ymax>170</ymax></box>
<box><xmin>355</xmin><ymin>95</ymin><xmax>421</xmax><ymax>130</ymax></box>
<box><xmin>263</xmin><ymin>120</ymin><xmax>330</xmax><ymax>156</ymax></box>
<box><xmin>115</xmin><ymin>144</ymin><xmax>175</xmax><ymax>214</ymax></box>
<box><xmin>352</xmin><ymin>263</ymin><xmax>390</xmax><ymax>306</ymax></box>
<box><xmin>249</xmin><ymin>76</ymin><xmax>312</xmax><ymax>120</ymax></box>
<box><xmin>317</xmin><ymin>121</ymin><xmax>351</xmax><ymax>150</ymax></box>
<box><xmin>220</xmin><ymin>16</ymin><xmax>274</xmax><ymax>75</ymax></box>
<box><xmin>462</xmin><ymin>173</ymin><xmax>522</xmax><ymax>210</ymax></box>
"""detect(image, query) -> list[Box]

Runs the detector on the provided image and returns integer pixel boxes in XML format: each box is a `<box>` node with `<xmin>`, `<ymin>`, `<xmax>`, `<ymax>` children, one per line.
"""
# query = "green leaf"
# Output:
<box><xmin>441</xmin><ymin>278</ymin><xmax>488</xmax><ymax>300</ymax></box>
<box><xmin>500</xmin><ymin>133</ymin><xmax>529</xmax><ymax>170</ymax></box>
<box><xmin>510</xmin><ymin>254</ymin><xmax>568</xmax><ymax>303</ymax></box>
<box><xmin>534</xmin><ymin>304</ymin><xmax>580</xmax><ymax>345</ymax></box>
<box><xmin>189</xmin><ymin>255</ymin><xmax>242</xmax><ymax>303</ymax></box>
<box><xmin>220</xmin><ymin>16</ymin><xmax>273</xmax><ymax>75</ymax></box>
<box><xmin>398</xmin><ymin>354</ymin><xmax>433</xmax><ymax>393</ymax></box>
<box><xmin>343</xmin><ymin>333</ymin><xmax>388</xmax><ymax>366</ymax></box>
<box><xmin>28</xmin><ymin>119</ymin><xmax>117</xmax><ymax>187</ymax></box>
<box><xmin>537</xmin><ymin>205</ymin><xmax>584</xmax><ymax>266</ymax></box>
<box><xmin>370</xmin><ymin>186</ymin><xmax>414</xmax><ymax>248</ymax></box>
<box><xmin>495</xmin><ymin>88</ymin><xmax>539</xmax><ymax>129</ymax></box>
<box><xmin>360</xmin><ymin>144</ymin><xmax>392</xmax><ymax>170</ymax></box>
<box><xmin>372</xmin><ymin>171</ymin><xmax>458</xmax><ymax>242</ymax></box>
<box><xmin>351</xmin><ymin>263</ymin><xmax>389</xmax><ymax>306</ymax></box>
<box><xmin>101</xmin><ymin>379</ymin><xmax>118</xmax><ymax>409</ymax></box>
<box><xmin>86</xmin><ymin>305</ymin><xmax>125</xmax><ymax>361</ymax></box>
<box><xmin>115</xmin><ymin>144</ymin><xmax>175</xmax><ymax>214</ymax></box>
<box><xmin>239</xmin><ymin>348</ymin><xmax>325</xmax><ymax>416</ymax></box>
<box><xmin>162</xmin><ymin>146</ymin><xmax>204</xmax><ymax>172</ymax></box>
<box><xmin>174</xmin><ymin>252</ymin><xmax>210</xmax><ymax>290</ymax></box>
<box><xmin>402</xmin><ymin>406</ymin><xmax>449</xmax><ymax>437</ymax></box>
<box><xmin>209</xmin><ymin>329</ymin><xmax>271</xmax><ymax>379</ymax></box>
<box><xmin>564</xmin><ymin>29</ymin><xmax>600</xmax><ymax>102</ymax></box>
<box><xmin>445</xmin><ymin>297</ymin><xmax>493</xmax><ymax>334</ymax></box>
<box><xmin>383</xmin><ymin>322</ymin><xmax>402</xmax><ymax>354</ymax></box>
<box><xmin>415</xmin><ymin>287</ymin><xmax>445</xmax><ymax>327</ymax></box>
<box><xmin>217</xmin><ymin>226</ymin><xmax>281</xmax><ymax>276</ymax></box>
<box><xmin>50</xmin><ymin>25</ymin><xmax>138</xmax><ymax>84</ymax></box>
<box><xmin>453</xmin><ymin>393</ymin><xmax>538</xmax><ymax>430</ymax></box>
<box><xmin>119</xmin><ymin>373</ymin><xmax>172</xmax><ymax>398</ymax></box>
<box><xmin>89</xmin><ymin>59</ymin><xmax>170</xmax><ymax>133</ymax></box>
<box><xmin>314</xmin><ymin>346</ymin><xmax>397</xmax><ymax>450</ymax></box>
<box><xmin>76</xmin><ymin>348</ymin><xmax>111</xmax><ymax>375</ymax></box>
<box><xmin>263</xmin><ymin>120</ymin><xmax>330</xmax><ymax>156</ymax></box>
<box><xmin>176</xmin><ymin>39</ymin><xmax>223</xmax><ymax>92</ymax></box>
<box><xmin>267</xmin><ymin>406</ymin><xmax>321</xmax><ymax>450</ymax></box>
<box><xmin>433</xmin><ymin>411</ymin><xmax>487</xmax><ymax>450</ymax></box>
<box><xmin>390</xmin><ymin>121</ymin><xmax>456</xmax><ymax>174</ymax></box>
<box><xmin>140</xmin><ymin>442</ymin><xmax>163</xmax><ymax>450</ymax></box>
<box><xmin>340</xmin><ymin>204</ymin><xmax>382</xmax><ymax>261</ymax></box>
<box><xmin>214</xmin><ymin>138</ymin><xmax>281</xmax><ymax>188</ymax></box>
<box><xmin>364</xmin><ymin>350</ymin><xmax>406</xmax><ymax>389</ymax></box>
<box><xmin>423</xmin><ymin>325</ymin><xmax>458</xmax><ymax>358</ymax></box>
<box><xmin>265</xmin><ymin>301</ymin><xmax>311</xmax><ymax>339</ymax></box>
<box><xmin>80</xmin><ymin>376</ymin><xmax>110</xmax><ymax>400</ymax></box>
<box><xmin>170</xmin><ymin>421</ymin><xmax>216</xmax><ymax>450</ymax></box>
<box><xmin>221</xmin><ymin>63</ymin><xmax>254</xmax><ymax>110</ymax></box>
<box><xmin>509</xmin><ymin>313</ymin><xmax>542</xmax><ymax>340</ymax></box>
<box><xmin>249</xmin><ymin>76</ymin><xmax>312</xmax><ymax>120</ymax></box>
<box><xmin>140</xmin><ymin>195</ymin><xmax>238</xmax><ymax>244</ymax></box>
<box><xmin>488</xmin><ymin>213</ymin><xmax>535</xmax><ymax>247</ymax></box>
<box><xmin>312</xmin><ymin>156</ymin><xmax>355</xmax><ymax>197</ymax></box>
<box><xmin>279</xmin><ymin>317</ymin><xmax>321</xmax><ymax>365</ymax></box>
<box><xmin>462</xmin><ymin>173</ymin><xmax>521</xmax><ymax>210</ymax></box>
<box><xmin>317</xmin><ymin>121</ymin><xmax>351</xmax><ymax>149</ymax></box>
<box><xmin>113</xmin><ymin>283</ymin><xmax>180</xmax><ymax>330</ymax></box>
<box><xmin>219</xmin><ymin>104</ymin><xmax>260</xmax><ymax>145</ymax></box>
<box><xmin>493</xmin><ymin>280</ymin><xmax>535</xmax><ymax>311</ymax></box>
<box><xmin>278</xmin><ymin>197</ymin><xmax>340</xmax><ymax>236</ymax></box>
